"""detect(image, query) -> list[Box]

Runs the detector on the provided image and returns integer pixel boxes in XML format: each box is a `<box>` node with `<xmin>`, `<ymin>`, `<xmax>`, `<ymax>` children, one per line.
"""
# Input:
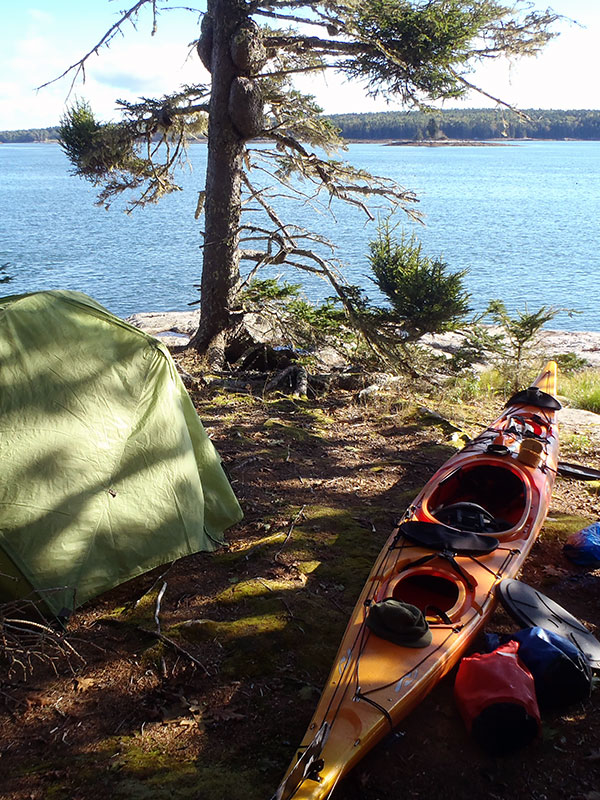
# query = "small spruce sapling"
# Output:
<box><xmin>455</xmin><ymin>300</ymin><xmax>571</xmax><ymax>391</ymax></box>
<box><xmin>367</xmin><ymin>222</ymin><xmax>471</xmax><ymax>342</ymax></box>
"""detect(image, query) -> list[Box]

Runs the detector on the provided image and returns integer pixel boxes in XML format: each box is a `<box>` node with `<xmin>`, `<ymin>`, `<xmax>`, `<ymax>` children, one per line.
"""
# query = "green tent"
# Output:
<box><xmin>0</xmin><ymin>290</ymin><xmax>242</xmax><ymax>616</ymax></box>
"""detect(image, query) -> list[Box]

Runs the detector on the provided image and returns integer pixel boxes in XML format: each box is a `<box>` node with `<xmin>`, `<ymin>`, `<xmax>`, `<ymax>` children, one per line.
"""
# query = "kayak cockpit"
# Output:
<box><xmin>390</xmin><ymin>571</ymin><xmax>463</xmax><ymax>617</ymax></box>
<box><xmin>423</xmin><ymin>462</ymin><xmax>530</xmax><ymax>535</ymax></box>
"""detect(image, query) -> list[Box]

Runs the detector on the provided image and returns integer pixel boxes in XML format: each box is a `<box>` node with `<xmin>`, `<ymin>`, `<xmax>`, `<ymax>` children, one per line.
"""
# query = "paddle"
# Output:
<box><xmin>556</xmin><ymin>461</ymin><xmax>600</xmax><ymax>481</ymax></box>
<box><xmin>497</xmin><ymin>579</ymin><xmax>600</xmax><ymax>670</ymax></box>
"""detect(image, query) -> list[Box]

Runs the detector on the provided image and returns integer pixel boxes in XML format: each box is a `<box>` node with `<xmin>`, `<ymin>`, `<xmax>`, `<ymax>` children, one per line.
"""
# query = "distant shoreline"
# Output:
<box><xmin>383</xmin><ymin>139</ymin><xmax>513</xmax><ymax>147</ymax></box>
<box><xmin>2</xmin><ymin>136</ymin><xmax>600</xmax><ymax>146</ymax></box>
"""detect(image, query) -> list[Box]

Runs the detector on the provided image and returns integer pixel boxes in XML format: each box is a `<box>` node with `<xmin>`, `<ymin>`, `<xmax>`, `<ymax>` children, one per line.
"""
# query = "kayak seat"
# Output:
<box><xmin>434</xmin><ymin>502</ymin><xmax>512</xmax><ymax>534</ymax></box>
<box><xmin>398</xmin><ymin>520</ymin><xmax>499</xmax><ymax>555</ymax></box>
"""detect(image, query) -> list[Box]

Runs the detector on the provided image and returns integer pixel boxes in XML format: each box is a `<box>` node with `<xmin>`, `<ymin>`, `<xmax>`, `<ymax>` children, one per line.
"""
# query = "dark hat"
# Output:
<box><xmin>366</xmin><ymin>599</ymin><xmax>432</xmax><ymax>648</ymax></box>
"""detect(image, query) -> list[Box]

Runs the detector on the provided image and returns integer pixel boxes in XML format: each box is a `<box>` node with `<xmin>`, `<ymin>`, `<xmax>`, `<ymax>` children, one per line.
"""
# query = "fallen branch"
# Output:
<box><xmin>137</xmin><ymin>627</ymin><xmax>211</xmax><ymax>676</ymax></box>
<box><xmin>274</xmin><ymin>504</ymin><xmax>306</xmax><ymax>562</ymax></box>
<box><xmin>0</xmin><ymin>600</ymin><xmax>85</xmax><ymax>680</ymax></box>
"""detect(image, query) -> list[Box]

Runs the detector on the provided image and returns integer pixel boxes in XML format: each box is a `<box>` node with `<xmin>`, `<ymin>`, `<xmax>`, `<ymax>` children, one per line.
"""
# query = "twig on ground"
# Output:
<box><xmin>137</xmin><ymin>627</ymin><xmax>211</xmax><ymax>676</ymax></box>
<box><xmin>0</xmin><ymin>594</ymin><xmax>85</xmax><ymax>680</ymax></box>
<box><xmin>154</xmin><ymin>581</ymin><xmax>167</xmax><ymax>635</ymax></box>
<box><xmin>274</xmin><ymin>504</ymin><xmax>306</xmax><ymax>562</ymax></box>
<box><xmin>253</xmin><ymin>578</ymin><xmax>305</xmax><ymax>633</ymax></box>
<box><xmin>134</xmin><ymin>566</ymin><xmax>174</xmax><ymax>610</ymax></box>
<box><xmin>230</xmin><ymin>455</ymin><xmax>261</xmax><ymax>472</ymax></box>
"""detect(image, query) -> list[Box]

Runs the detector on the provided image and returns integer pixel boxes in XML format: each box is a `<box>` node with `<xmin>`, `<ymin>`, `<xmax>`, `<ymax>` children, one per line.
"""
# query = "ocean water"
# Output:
<box><xmin>1</xmin><ymin>140</ymin><xmax>599</xmax><ymax>330</ymax></box>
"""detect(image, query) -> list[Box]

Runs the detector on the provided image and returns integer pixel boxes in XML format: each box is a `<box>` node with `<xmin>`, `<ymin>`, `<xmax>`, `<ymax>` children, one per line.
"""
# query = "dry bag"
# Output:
<box><xmin>563</xmin><ymin>522</ymin><xmax>600</xmax><ymax>568</ymax></box>
<box><xmin>511</xmin><ymin>627</ymin><xmax>592</xmax><ymax>710</ymax></box>
<box><xmin>454</xmin><ymin>640</ymin><xmax>540</xmax><ymax>755</ymax></box>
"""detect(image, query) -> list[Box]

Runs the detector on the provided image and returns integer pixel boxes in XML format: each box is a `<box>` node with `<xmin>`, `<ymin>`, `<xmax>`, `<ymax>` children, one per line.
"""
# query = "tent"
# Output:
<box><xmin>0</xmin><ymin>290</ymin><xmax>242</xmax><ymax>616</ymax></box>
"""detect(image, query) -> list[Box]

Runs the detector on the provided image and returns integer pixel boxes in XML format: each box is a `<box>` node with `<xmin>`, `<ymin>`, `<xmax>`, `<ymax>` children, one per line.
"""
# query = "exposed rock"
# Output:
<box><xmin>125</xmin><ymin>310</ymin><xmax>199</xmax><ymax>347</ymax></box>
<box><xmin>558</xmin><ymin>405</ymin><xmax>600</xmax><ymax>438</ymax></box>
<box><xmin>126</xmin><ymin>310</ymin><xmax>200</xmax><ymax>336</ymax></box>
<box><xmin>420</xmin><ymin>328</ymin><xmax>600</xmax><ymax>369</ymax></box>
<box><xmin>540</xmin><ymin>329</ymin><xmax>600</xmax><ymax>368</ymax></box>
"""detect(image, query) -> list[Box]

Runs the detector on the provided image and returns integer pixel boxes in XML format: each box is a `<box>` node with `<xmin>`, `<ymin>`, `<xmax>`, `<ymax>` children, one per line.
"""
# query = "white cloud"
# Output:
<box><xmin>1</xmin><ymin>21</ymin><xmax>207</xmax><ymax>129</ymax></box>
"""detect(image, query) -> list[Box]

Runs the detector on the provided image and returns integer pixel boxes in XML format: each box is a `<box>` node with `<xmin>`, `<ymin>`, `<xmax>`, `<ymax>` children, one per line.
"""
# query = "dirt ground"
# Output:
<box><xmin>1</xmin><ymin>371</ymin><xmax>600</xmax><ymax>800</ymax></box>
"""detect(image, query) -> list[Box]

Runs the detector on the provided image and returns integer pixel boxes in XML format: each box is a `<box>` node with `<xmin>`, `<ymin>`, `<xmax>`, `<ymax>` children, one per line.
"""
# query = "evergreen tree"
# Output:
<box><xmin>56</xmin><ymin>0</ymin><xmax>558</xmax><ymax>365</ymax></box>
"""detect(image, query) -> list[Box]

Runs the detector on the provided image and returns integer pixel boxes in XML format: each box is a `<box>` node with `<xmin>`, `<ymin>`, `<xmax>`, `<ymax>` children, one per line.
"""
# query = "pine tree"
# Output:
<box><xmin>56</xmin><ymin>0</ymin><xmax>559</xmax><ymax>365</ymax></box>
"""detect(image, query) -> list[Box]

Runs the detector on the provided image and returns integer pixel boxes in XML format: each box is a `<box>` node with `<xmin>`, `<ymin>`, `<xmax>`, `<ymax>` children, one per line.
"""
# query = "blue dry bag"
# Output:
<box><xmin>563</xmin><ymin>522</ymin><xmax>600</xmax><ymax>567</ymax></box>
<box><xmin>512</xmin><ymin>627</ymin><xmax>592</xmax><ymax>710</ymax></box>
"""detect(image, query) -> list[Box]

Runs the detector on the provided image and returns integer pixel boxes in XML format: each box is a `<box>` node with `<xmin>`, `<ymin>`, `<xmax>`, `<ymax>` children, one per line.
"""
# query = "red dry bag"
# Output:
<box><xmin>454</xmin><ymin>640</ymin><xmax>541</xmax><ymax>755</ymax></box>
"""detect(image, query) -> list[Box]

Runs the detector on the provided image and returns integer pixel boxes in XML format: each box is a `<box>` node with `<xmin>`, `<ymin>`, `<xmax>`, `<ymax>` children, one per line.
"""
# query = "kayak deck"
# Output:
<box><xmin>274</xmin><ymin>362</ymin><xmax>559</xmax><ymax>800</ymax></box>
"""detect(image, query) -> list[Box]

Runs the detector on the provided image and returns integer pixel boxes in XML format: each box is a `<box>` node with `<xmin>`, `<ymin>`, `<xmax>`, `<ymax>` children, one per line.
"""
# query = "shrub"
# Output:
<box><xmin>368</xmin><ymin>222</ymin><xmax>471</xmax><ymax>341</ymax></box>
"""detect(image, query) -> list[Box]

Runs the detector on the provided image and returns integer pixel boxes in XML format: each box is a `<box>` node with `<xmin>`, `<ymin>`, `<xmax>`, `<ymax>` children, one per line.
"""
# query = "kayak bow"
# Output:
<box><xmin>274</xmin><ymin>362</ymin><xmax>560</xmax><ymax>800</ymax></box>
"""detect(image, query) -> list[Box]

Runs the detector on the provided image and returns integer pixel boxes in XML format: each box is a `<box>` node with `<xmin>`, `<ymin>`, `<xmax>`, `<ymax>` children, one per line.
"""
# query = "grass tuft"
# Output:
<box><xmin>560</xmin><ymin>370</ymin><xmax>600</xmax><ymax>414</ymax></box>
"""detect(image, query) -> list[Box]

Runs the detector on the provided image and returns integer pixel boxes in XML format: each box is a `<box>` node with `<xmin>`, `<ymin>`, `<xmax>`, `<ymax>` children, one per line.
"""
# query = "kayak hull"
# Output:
<box><xmin>274</xmin><ymin>363</ymin><xmax>559</xmax><ymax>800</ymax></box>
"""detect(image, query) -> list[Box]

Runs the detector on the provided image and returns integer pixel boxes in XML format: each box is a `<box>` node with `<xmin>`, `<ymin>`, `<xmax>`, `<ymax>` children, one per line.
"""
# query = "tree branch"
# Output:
<box><xmin>447</xmin><ymin>69</ymin><xmax>531</xmax><ymax>118</ymax></box>
<box><xmin>37</xmin><ymin>0</ymin><xmax>154</xmax><ymax>95</ymax></box>
<box><xmin>265</xmin><ymin>33</ymin><xmax>364</xmax><ymax>56</ymax></box>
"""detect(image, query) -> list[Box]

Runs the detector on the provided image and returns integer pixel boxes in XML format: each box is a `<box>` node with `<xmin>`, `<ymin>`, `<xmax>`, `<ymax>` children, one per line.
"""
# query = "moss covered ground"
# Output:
<box><xmin>1</xmin><ymin>376</ymin><xmax>600</xmax><ymax>800</ymax></box>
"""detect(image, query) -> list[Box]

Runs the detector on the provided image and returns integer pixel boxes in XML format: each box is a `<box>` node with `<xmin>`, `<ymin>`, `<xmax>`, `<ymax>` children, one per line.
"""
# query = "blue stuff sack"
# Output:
<box><xmin>563</xmin><ymin>522</ymin><xmax>600</xmax><ymax>567</ymax></box>
<box><xmin>512</xmin><ymin>627</ymin><xmax>592</xmax><ymax>710</ymax></box>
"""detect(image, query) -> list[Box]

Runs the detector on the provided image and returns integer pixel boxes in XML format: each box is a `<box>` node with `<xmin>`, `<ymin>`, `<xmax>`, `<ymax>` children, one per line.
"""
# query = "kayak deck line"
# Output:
<box><xmin>274</xmin><ymin>362</ymin><xmax>559</xmax><ymax>800</ymax></box>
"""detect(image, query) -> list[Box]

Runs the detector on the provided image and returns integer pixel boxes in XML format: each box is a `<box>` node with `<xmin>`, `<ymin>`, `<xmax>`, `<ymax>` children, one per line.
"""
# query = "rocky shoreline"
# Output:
<box><xmin>125</xmin><ymin>310</ymin><xmax>600</xmax><ymax>436</ymax></box>
<box><xmin>125</xmin><ymin>310</ymin><xmax>600</xmax><ymax>369</ymax></box>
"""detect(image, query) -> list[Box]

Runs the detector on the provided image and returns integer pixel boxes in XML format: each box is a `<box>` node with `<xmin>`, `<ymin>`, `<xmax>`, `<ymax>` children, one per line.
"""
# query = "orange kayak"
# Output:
<box><xmin>274</xmin><ymin>362</ymin><xmax>559</xmax><ymax>800</ymax></box>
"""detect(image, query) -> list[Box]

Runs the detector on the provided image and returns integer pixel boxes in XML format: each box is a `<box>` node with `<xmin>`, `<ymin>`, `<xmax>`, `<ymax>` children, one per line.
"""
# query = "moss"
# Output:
<box><xmin>542</xmin><ymin>513</ymin><xmax>592</xmax><ymax>542</ymax></box>
<box><xmin>210</xmin><ymin>530</ymin><xmax>287</xmax><ymax>566</ymax></box>
<box><xmin>12</xmin><ymin>753</ymin><xmax>108</xmax><ymax>798</ymax></box>
<box><xmin>295</xmin><ymin>559</ymin><xmax>321</xmax><ymax>575</ymax></box>
<box><xmin>97</xmin><ymin>585</ymin><xmax>165</xmax><ymax>628</ymax></box>
<box><xmin>173</xmin><ymin>611</ymin><xmax>287</xmax><ymax>646</ymax></box>
<box><xmin>104</xmin><ymin>739</ymin><xmax>266</xmax><ymax>800</ymax></box>
<box><xmin>315</xmin><ymin>557</ymin><xmax>377</xmax><ymax>598</ymax></box>
<box><xmin>114</xmin><ymin>764</ymin><xmax>264</xmax><ymax>800</ymax></box>
<box><xmin>215</xmin><ymin>577</ymin><xmax>292</xmax><ymax>605</ymax></box>
<box><xmin>170</xmin><ymin>505</ymin><xmax>381</xmax><ymax>681</ymax></box>
<box><xmin>204</xmin><ymin>391</ymin><xmax>259</xmax><ymax>408</ymax></box>
<box><xmin>417</xmin><ymin>442</ymin><xmax>457</xmax><ymax>461</ymax></box>
<box><xmin>17</xmin><ymin>737</ymin><xmax>272</xmax><ymax>800</ymax></box>
<box><xmin>139</xmin><ymin>641</ymin><xmax>167</xmax><ymax>670</ymax></box>
<box><xmin>297</xmin><ymin>406</ymin><xmax>336</xmax><ymax>426</ymax></box>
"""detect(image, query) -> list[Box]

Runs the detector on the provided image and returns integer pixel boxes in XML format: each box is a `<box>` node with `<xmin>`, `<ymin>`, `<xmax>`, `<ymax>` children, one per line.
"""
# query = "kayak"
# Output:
<box><xmin>274</xmin><ymin>361</ymin><xmax>560</xmax><ymax>800</ymax></box>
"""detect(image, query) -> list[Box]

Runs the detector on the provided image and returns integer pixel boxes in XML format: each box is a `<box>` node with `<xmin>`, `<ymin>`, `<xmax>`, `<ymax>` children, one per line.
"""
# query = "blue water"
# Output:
<box><xmin>1</xmin><ymin>140</ymin><xmax>599</xmax><ymax>330</ymax></box>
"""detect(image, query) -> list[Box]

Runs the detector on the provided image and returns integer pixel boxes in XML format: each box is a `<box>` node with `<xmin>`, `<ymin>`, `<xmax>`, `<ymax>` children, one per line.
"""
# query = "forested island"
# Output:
<box><xmin>2</xmin><ymin>108</ymin><xmax>600</xmax><ymax>144</ymax></box>
<box><xmin>0</xmin><ymin>126</ymin><xmax>61</xmax><ymax>143</ymax></box>
<box><xmin>326</xmin><ymin>108</ymin><xmax>600</xmax><ymax>141</ymax></box>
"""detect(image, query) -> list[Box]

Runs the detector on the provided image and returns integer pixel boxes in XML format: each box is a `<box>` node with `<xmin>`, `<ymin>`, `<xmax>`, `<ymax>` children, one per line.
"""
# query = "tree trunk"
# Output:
<box><xmin>188</xmin><ymin>0</ymin><xmax>247</xmax><ymax>364</ymax></box>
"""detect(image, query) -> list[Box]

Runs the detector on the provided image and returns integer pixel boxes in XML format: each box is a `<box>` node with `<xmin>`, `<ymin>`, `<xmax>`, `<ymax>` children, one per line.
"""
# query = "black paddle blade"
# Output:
<box><xmin>497</xmin><ymin>578</ymin><xmax>600</xmax><ymax>670</ymax></box>
<box><xmin>557</xmin><ymin>461</ymin><xmax>600</xmax><ymax>481</ymax></box>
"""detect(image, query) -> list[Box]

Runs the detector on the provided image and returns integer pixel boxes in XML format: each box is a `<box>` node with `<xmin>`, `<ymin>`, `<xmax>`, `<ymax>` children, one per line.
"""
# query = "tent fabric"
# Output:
<box><xmin>0</xmin><ymin>290</ymin><xmax>243</xmax><ymax>616</ymax></box>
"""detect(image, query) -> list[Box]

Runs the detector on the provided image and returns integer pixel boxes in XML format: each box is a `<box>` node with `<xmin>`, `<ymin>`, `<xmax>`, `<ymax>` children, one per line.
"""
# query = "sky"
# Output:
<box><xmin>1</xmin><ymin>0</ymin><xmax>600</xmax><ymax>131</ymax></box>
